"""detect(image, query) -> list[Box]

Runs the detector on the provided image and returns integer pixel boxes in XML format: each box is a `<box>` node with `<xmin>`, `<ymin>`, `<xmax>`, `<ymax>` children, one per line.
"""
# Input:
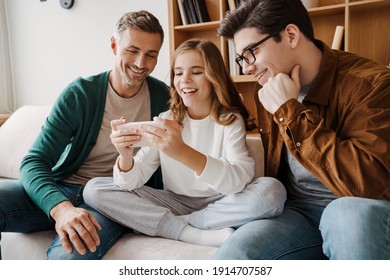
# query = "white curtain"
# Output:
<box><xmin>0</xmin><ymin>0</ymin><xmax>15</xmax><ymax>113</ymax></box>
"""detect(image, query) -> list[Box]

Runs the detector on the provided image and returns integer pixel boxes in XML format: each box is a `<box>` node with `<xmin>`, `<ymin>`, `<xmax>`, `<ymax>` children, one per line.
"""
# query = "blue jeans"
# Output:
<box><xmin>0</xmin><ymin>179</ymin><xmax>126</xmax><ymax>260</ymax></box>
<box><xmin>320</xmin><ymin>197</ymin><xmax>390</xmax><ymax>259</ymax></box>
<box><xmin>214</xmin><ymin>197</ymin><xmax>390</xmax><ymax>260</ymax></box>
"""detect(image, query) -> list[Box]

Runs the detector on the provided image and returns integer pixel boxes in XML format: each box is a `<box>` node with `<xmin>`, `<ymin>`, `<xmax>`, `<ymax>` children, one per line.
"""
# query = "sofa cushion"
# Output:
<box><xmin>1</xmin><ymin>231</ymin><xmax>218</xmax><ymax>260</ymax></box>
<box><xmin>0</xmin><ymin>105</ymin><xmax>51</xmax><ymax>179</ymax></box>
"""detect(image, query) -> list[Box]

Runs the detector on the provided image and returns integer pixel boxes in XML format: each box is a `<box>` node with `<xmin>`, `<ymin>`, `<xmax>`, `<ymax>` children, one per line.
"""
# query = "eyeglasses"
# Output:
<box><xmin>235</xmin><ymin>32</ymin><xmax>279</xmax><ymax>68</ymax></box>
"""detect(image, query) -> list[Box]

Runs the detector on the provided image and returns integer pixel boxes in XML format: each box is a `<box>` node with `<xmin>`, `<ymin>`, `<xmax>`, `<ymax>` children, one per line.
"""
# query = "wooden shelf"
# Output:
<box><xmin>168</xmin><ymin>0</ymin><xmax>390</xmax><ymax>126</ymax></box>
<box><xmin>174</xmin><ymin>20</ymin><xmax>221</xmax><ymax>31</ymax></box>
<box><xmin>233</xmin><ymin>75</ymin><xmax>258</xmax><ymax>83</ymax></box>
<box><xmin>309</xmin><ymin>0</ymin><xmax>390</xmax><ymax>64</ymax></box>
<box><xmin>308</xmin><ymin>3</ymin><xmax>346</xmax><ymax>17</ymax></box>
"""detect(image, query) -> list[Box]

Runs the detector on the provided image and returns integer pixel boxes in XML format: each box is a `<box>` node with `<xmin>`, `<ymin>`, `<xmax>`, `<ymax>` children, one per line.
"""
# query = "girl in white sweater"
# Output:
<box><xmin>84</xmin><ymin>39</ymin><xmax>286</xmax><ymax>247</ymax></box>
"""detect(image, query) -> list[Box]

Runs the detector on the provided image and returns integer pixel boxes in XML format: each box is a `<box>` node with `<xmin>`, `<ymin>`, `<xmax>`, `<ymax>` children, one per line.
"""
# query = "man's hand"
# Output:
<box><xmin>50</xmin><ymin>201</ymin><xmax>101</xmax><ymax>255</ymax></box>
<box><xmin>258</xmin><ymin>64</ymin><xmax>301</xmax><ymax>114</ymax></box>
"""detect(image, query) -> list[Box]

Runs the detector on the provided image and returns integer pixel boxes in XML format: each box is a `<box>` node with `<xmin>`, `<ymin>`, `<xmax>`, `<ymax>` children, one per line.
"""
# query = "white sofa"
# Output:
<box><xmin>0</xmin><ymin>105</ymin><xmax>264</xmax><ymax>260</ymax></box>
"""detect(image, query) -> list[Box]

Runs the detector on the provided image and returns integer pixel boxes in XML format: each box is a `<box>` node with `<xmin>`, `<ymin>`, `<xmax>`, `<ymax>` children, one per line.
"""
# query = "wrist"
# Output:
<box><xmin>117</xmin><ymin>155</ymin><xmax>133</xmax><ymax>172</ymax></box>
<box><xmin>50</xmin><ymin>200</ymin><xmax>72</xmax><ymax>220</ymax></box>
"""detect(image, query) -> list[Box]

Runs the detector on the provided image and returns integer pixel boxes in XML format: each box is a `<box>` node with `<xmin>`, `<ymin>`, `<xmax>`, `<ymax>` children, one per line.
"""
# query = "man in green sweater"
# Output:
<box><xmin>0</xmin><ymin>10</ymin><xmax>170</xmax><ymax>259</ymax></box>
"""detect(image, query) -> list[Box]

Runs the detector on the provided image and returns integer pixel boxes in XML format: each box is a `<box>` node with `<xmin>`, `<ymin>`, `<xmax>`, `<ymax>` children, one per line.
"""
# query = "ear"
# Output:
<box><xmin>111</xmin><ymin>36</ymin><xmax>117</xmax><ymax>55</ymax></box>
<box><xmin>284</xmin><ymin>24</ymin><xmax>300</xmax><ymax>48</ymax></box>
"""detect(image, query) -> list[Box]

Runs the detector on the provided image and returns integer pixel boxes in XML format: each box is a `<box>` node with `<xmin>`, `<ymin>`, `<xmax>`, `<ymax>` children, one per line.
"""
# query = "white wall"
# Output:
<box><xmin>5</xmin><ymin>0</ymin><xmax>170</xmax><ymax>108</ymax></box>
<box><xmin>0</xmin><ymin>0</ymin><xmax>14</xmax><ymax>113</ymax></box>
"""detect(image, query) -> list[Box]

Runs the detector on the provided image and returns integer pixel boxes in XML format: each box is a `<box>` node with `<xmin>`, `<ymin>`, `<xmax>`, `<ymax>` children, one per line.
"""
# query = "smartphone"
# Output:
<box><xmin>116</xmin><ymin>121</ymin><xmax>164</xmax><ymax>147</ymax></box>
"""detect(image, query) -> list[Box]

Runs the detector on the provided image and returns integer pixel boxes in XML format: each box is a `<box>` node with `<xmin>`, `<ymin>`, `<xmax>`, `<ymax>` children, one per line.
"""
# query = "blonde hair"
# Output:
<box><xmin>169</xmin><ymin>38</ymin><xmax>256</xmax><ymax>131</ymax></box>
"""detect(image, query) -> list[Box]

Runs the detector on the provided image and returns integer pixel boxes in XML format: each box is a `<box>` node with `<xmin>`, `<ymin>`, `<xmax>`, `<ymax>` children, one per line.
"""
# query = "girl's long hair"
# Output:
<box><xmin>169</xmin><ymin>38</ymin><xmax>256</xmax><ymax>131</ymax></box>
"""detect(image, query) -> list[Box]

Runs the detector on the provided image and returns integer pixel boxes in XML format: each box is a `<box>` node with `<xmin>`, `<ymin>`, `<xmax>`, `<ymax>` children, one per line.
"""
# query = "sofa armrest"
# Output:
<box><xmin>246</xmin><ymin>133</ymin><xmax>264</xmax><ymax>178</ymax></box>
<box><xmin>0</xmin><ymin>106</ymin><xmax>51</xmax><ymax>179</ymax></box>
<box><xmin>0</xmin><ymin>113</ymin><xmax>11</xmax><ymax>126</ymax></box>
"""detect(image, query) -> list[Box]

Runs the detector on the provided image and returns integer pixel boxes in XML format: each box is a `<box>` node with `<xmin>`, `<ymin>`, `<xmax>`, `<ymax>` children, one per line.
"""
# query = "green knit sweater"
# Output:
<box><xmin>20</xmin><ymin>71</ymin><xmax>170</xmax><ymax>217</ymax></box>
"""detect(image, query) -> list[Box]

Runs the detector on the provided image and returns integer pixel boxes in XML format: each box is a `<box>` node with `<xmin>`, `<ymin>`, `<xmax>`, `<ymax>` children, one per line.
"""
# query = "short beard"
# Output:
<box><xmin>121</xmin><ymin>71</ymin><xmax>146</xmax><ymax>87</ymax></box>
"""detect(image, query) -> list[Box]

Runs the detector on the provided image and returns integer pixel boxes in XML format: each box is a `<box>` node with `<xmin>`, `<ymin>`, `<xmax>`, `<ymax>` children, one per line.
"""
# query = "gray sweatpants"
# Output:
<box><xmin>83</xmin><ymin>177</ymin><xmax>286</xmax><ymax>240</ymax></box>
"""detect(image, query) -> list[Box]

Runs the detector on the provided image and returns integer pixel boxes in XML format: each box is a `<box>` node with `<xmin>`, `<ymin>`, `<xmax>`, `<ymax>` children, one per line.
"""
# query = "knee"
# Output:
<box><xmin>320</xmin><ymin>196</ymin><xmax>386</xmax><ymax>240</ymax></box>
<box><xmin>320</xmin><ymin>197</ymin><xmax>369</xmax><ymax>231</ymax></box>
<box><xmin>320</xmin><ymin>197</ymin><xmax>357</xmax><ymax>235</ymax></box>
<box><xmin>246</xmin><ymin>177</ymin><xmax>287</xmax><ymax>217</ymax></box>
<box><xmin>320</xmin><ymin>197</ymin><xmax>390</xmax><ymax>259</ymax></box>
<box><xmin>252</xmin><ymin>177</ymin><xmax>287</xmax><ymax>206</ymax></box>
<box><xmin>83</xmin><ymin>177</ymin><xmax>109</xmax><ymax>208</ymax></box>
<box><xmin>320</xmin><ymin>197</ymin><xmax>376</xmax><ymax>231</ymax></box>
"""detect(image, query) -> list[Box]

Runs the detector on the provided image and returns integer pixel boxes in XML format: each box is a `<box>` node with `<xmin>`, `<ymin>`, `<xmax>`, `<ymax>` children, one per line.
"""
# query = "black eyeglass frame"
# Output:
<box><xmin>235</xmin><ymin>32</ymin><xmax>280</xmax><ymax>68</ymax></box>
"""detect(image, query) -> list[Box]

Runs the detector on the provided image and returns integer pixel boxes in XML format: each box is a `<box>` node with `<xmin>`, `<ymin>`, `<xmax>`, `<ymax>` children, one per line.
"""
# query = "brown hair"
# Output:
<box><xmin>169</xmin><ymin>38</ymin><xmax>256</xmax><ymax>131</ymax></box>
<box><xmin>114</xmin><ymin>10</ymin><xmax>164</xmax><ymax>45</ymax></box>
<box><xmin>218</xmin><ymin>0</ymin><xmax>314</xmax><ymax>43</ymax></box>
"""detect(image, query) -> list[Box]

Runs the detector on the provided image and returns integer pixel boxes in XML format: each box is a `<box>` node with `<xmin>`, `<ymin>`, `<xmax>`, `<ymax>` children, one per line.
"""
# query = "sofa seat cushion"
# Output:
<box><xmin>1</xmin><ymin>232</ymin><xmax>218</xmax><ymax>260</ymax></box>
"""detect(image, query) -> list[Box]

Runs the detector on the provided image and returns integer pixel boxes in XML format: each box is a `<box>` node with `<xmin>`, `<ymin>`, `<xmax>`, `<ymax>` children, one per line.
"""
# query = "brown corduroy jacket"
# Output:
<box><xmin>255</xmin><ymin>41</ymin><xmax>390</xmax><ymax>200</ymax></box>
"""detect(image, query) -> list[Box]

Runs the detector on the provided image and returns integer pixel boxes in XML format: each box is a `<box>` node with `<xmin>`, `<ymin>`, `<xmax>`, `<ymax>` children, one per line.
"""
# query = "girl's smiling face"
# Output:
<box><xmin>173</xmin><ymin>50</ymin><xmax>213</xmax><ymax>119</ymax></box>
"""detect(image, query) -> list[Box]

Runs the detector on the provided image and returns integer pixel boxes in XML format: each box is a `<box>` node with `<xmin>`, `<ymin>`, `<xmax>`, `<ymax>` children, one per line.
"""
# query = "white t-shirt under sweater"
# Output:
<box><xmin>114</xmin><ymin>111</ymin><xmax>255</xmax><ymax>197</ymax></box>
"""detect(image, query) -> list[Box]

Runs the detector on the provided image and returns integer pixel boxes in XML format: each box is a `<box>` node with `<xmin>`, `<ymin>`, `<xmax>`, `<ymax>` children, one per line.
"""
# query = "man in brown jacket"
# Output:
<box><xmin>216</xmin><ymin>0</ymin><xmax>390</xmax><ymax>259</ymax></box>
